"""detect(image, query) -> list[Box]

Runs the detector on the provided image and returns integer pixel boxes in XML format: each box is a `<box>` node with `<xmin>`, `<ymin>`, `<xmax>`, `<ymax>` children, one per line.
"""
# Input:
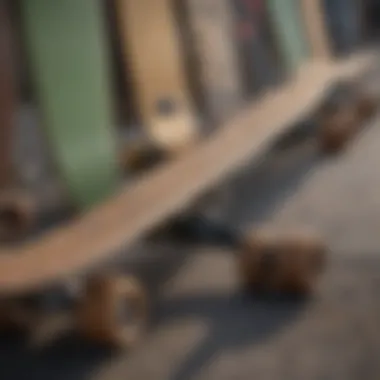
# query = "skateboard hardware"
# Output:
<box><xmin>115</xmin><ymin>0</ymin><xmax>197</xmax><ymax>153</ymax></box>
<box><xmin>77</xmin><ymin>274</ymin><xmax>147</xmax><ymax>348</ymax></box>
<box><xmin>238</xmin><ymin>228</ymin><xmax>327</xmax><ymax>295</ymax></box>
<box><xmin>156</xmin><ymin>215</ymin><xmax>327</xmax><ymax>296</ymax></box>
<box><xmin>156</xmin><ymin>98</ymin><xmax>178</xmax><ymax>117</ymax></box>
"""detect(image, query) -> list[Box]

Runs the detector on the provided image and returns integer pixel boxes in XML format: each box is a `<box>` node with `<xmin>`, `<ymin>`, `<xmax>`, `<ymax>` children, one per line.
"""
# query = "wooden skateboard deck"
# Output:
<box><xmin>179</xmin><ymin>0</ymin><xmax>243</xmax><ymax>125</ymax></box>
<box><xmin>20</xmin><ymin>0</ymin><xmax>121</xmax><ymax>210</ymax></box>
<box><xmin>267</xmin><ymin>0</ymin><xmax>309</xmax><ymax>73</ymax></box>
<box><xmin>300</xmin><ymin>0</ymin><xmax>332</xmax><ymax>60</ymax></box>
<box><xmin>321</xmin><ymin>0</ymin><xmax>362</xmax><ymax>57</ymax></box>
<box><xmin>0</xmin><ymin>51</ymin><xmax>373</xmax><ymax>297</ymax></box>
<box><xmin>0</xmin><ymin>1</ymin><xmax>17</xmax><ymax>188</ymax></box>
<box><xmin>232</xmin><ymin>0</ymin><xmax>287</xmax><ymax>96</ymax></box>
<box><xmin>115</xmin><ymin>0</ymin><xmax>198</xmax><ymax>152</ymax></box>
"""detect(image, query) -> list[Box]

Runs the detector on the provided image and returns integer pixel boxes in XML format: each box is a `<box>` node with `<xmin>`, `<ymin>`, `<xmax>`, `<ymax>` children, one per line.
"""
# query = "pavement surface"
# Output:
<box><xmin>3</xmin><ymin>71</ymin><xmax>380</xmax><ymax>380</ymax></box>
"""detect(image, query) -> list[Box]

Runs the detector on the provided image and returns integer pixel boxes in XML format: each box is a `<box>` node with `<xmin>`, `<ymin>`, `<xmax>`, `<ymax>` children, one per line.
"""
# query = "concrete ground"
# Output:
<box><xmin>3</xmin><ymin>74</ymin><xmax>380</xmax><ymax>380</ymax></box>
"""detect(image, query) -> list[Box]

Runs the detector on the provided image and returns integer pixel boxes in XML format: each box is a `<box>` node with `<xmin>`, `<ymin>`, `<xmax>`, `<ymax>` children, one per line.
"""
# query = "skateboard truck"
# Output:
<box><xmin>156</xmin><ymin>215</ymin><xmax>327</xmax><ymax>296</ymax></box>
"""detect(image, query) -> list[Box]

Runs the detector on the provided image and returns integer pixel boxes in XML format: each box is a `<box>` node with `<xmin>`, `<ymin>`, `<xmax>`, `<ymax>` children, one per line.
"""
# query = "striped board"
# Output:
<box><xmin>20</xmin><ymin>0</ymin><xmax>121</xmax><ymax>210</ymax></box>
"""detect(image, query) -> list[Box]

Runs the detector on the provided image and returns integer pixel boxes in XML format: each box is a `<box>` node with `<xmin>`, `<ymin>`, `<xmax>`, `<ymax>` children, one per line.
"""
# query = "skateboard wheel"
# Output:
<box><xmin>0</xmin><ymin>190</ymin><xmax>36</xmax><ymax>241</ymax></box>
<box><xmin>319</xmin><ymin>108</ymin><xmax>357</xmax><ymax>154</ymax></box>
<box><xmin>77</xmin><ymin>274</ymin><xmax>148</xmax><ymax>349</ymax></box>
<box><xmin>238</xmin><ymin>228</ymin><xmax>327</xmax><ymax>295</ymax></box>
<box><xmin>356</xmin><ymin>94</ymin><xmax>377</xmax><ymax>121</ymax></box>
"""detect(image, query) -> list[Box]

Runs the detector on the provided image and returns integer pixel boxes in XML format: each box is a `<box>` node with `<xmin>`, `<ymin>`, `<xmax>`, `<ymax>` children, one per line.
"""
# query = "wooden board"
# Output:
<box><xmin>115</xmin><ymin>0</ymin><xmax>198</xmax><ymax>152</ymax></box>
<box><xmin>0</xmin><ymin>1</ymin><xmax>16</xmax><ymax>188</ymax></box>
<box><xmin>300</xmin><ymin>0</ymin><xmax>332</xmax><ymax>59</ymax></box>
<box><xmin>267</xmin><ymin>0</ymin><xmax>309</xmax><ymax>73</ymax></box>
<box><xmin>0</xmin><ymin>50</ymin><xmax>374</xmax><ymax>296</ymax></box>
<box><xmin>180</xmin><ymin>0</ymin><xmax>243</xmax><ymax>125</ymax></box>
<box><xmin>232</xmin><ymin>0</ymin><xmax>287</xmax><ymax>96</ymax></box>
<box><xmin>21</xmin><ymin>0</ymin><xmax>121</xmax><ymax>210</ymax></box>
<box><xmin>321</xmin><ymin>0</ymin><xmax>362</xmax><ymax>56</ymax></box>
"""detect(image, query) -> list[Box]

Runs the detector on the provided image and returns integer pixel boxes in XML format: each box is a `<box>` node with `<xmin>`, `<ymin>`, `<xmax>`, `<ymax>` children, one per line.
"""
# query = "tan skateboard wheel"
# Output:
<box><xmin>0</xmin><ymin>190</ymin><xmax>36</xmax><ymax>241</ymax></box>
<box><xmin>356</xmin><ymin>94</ymin><xmax>377</xmax><ymax>121</ymax></box>
<box><xmin>238</xmin><ymin>228</ymin><xmax>327</xmax><ymax>295</ymax></box>
<box><xmin>77</xmin><ymin>274</ymin><xmax>148</xmax><ymax>349</ymax></box>
<box><xmin>319</xmin><ymin>107</ymin><xmax>357</xmax><ymax>154</ymax></box>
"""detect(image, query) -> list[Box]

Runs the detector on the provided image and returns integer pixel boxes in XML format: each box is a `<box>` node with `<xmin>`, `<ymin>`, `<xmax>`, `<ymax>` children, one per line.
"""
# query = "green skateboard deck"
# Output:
<box><xmin>0</xmin><ymin>1</ymin><xmax>17</xmax><ymax>188</ymax></box>
<box><xmin>267</xmin><ymin>0</ymin><xmax>309</xmax><ymax>73</ymax></box>
<box><xmin>21</xmin><ymin>0</ymin><xmax>121</xmax><ymax>210</ymax></box>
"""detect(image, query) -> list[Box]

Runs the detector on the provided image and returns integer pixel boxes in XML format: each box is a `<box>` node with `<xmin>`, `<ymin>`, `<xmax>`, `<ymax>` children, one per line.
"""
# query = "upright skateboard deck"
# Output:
<box><xmin>267</xmin><ymin>0</ymin><xmax>309</xmax><ymax>73</ymax></box>
<box><xmin>180</xmin><ymin>0</ymin><xmax>243</xmax><ymax>125</ymax></box>
<box><xmin>0</xmin><ymin>1</ymin><xmax>16</xmax><ymax>188</ymax></box>
<box><xmin>322</xmin><ymin>0</ymin><xmax>362</xmax><ymax>56</ymax></box>
<box><xmin>115</xmin><ymin>0</ymin><xmax>197</xmax><ymax>153</ymax></box>
<box><xmin>300</xmin><ymin>0</ymin><xmax>332</xmax><ymax>60</ymax></box>
<box><xmin>21</xmin><ymin>0</ymin><xmax>121</xmax><ymax>210</ymax></box>
<box><xmin>232</xmin><ymin>0</ymin><xmax>286</xmax><ymax>96</ymax></box>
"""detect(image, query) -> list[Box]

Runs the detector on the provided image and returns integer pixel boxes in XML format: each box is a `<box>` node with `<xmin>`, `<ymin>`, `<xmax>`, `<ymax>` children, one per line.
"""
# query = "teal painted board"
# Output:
<box><xmin>21</xmin><ymin>0</ymin><xmax>121</xmax><ymax>210</ymax></box>
<box><xmin>267</xmin><ymin>0</ymin><xmax>309</xmax><ymax>73</ymax></box>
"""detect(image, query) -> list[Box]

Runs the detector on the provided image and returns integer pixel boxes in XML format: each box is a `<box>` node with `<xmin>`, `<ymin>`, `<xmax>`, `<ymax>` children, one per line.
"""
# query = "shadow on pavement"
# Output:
<box><xmin>156</xmin><ymin>291</ymin><xmax>309</xmax><ymax>380</ymax></box>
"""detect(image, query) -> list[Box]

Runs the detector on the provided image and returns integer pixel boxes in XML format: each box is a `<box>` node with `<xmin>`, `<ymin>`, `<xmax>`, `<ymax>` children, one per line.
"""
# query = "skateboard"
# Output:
<box><xmin>300</xmin><ymin>0</ymin><xmax>332</xmax><ymax>60</ymax></box>
<box><xmin>178</xmin><ymin>0</ymin><xmax>243</xmax><ymax>126</ymax></box>
<box><xmin>0</xmin><ymin>1</ymin><xmax>17</xmax><ymax>189</ymax></box>
<box><xmin>20</xmin><ymin>0</ymin><xmax>121</xmax><ymax>210</ymax></box>
<box><xmin>232</xmin><ymin>0</ymin><xmax>287</xmax><ymax>96</ymax></box>
<box><xmin>266</xmin><ymin>0</ymin><xmax>309</xmax><ymax>73</ymax></box>
<box><xmin>0</xmin><ymin>50</ymin><xmax>373</xmax><ymax>347</ymax></box>
<box><xmin>115</xmin><ymin>0</ymin><xmax>198</xmax><ymax>155</ymax></box>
